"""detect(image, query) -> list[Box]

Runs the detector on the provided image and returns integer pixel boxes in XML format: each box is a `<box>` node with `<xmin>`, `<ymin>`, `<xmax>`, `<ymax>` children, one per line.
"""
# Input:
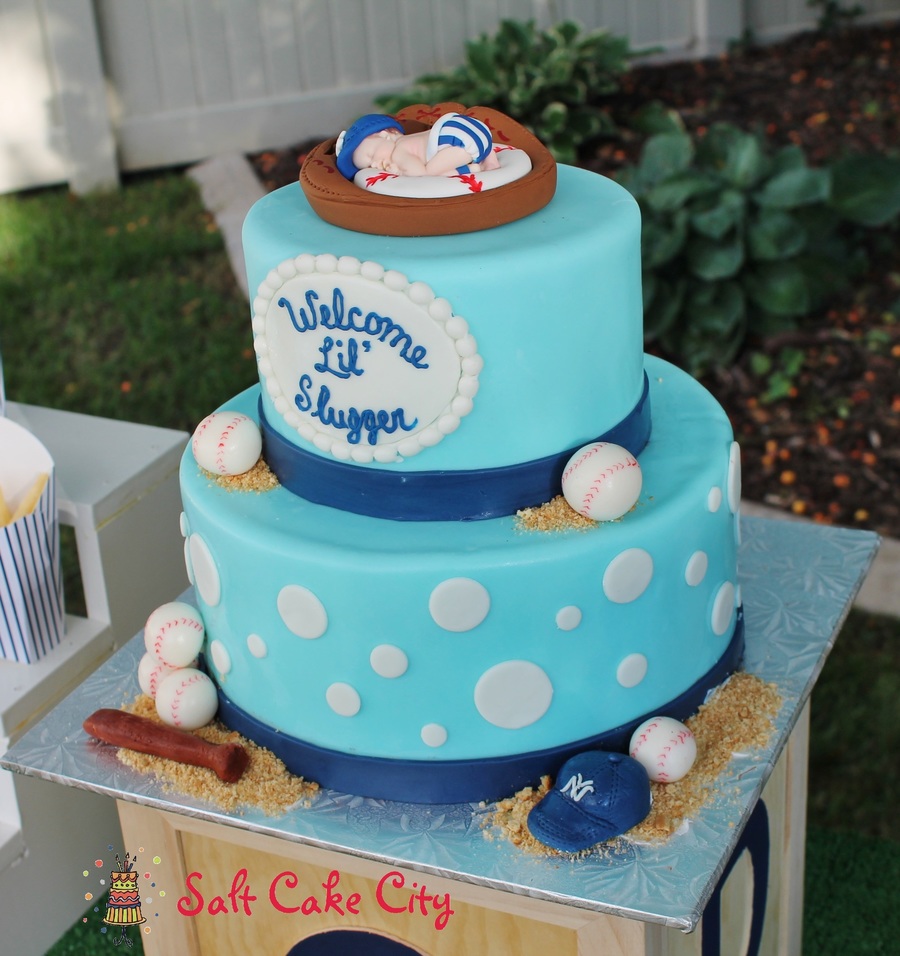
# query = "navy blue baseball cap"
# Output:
<box><xmin>527</xmin><ymin>751</ymin><xmax>651</xmax><ymax>852</ymax></box>
<box><xmin>335</xmin><ymin>113</ymin><xmax>403</xmax><ymax>180</ymax></box>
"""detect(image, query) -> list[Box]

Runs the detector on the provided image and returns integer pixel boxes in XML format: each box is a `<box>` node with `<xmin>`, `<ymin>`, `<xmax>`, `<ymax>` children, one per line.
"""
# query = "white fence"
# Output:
<box><xmin>2</xmin><ymin>0</ymin><xmax>899</xmax><ymax>195</ymax></box>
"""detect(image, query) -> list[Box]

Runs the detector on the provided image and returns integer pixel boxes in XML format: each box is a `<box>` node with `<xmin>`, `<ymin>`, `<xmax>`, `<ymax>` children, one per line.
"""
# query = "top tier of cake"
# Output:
<box><xmin>244</xmin><ymin>165</ymin><xmax>646</xmax><ymax>520</ymax></box>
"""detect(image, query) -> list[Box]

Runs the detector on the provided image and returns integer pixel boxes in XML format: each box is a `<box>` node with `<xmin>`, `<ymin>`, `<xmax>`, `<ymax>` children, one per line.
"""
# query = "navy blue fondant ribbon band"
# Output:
<box><xmin>214</xmin><ymin>609</ymin><xmax>743</xmax><ymax>805</ymax></box>
<box><xmin>260</xmin><ymin>372</ymin><xmax>651</xmax><ymax>521</ymax></box>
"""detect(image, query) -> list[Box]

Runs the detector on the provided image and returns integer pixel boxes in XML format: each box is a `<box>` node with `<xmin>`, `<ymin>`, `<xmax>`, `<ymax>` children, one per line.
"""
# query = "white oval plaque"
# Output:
<box><xmin>254</xmin><ymin>255</ymin><xmax>481</xmax><ymax>463</ymax></box>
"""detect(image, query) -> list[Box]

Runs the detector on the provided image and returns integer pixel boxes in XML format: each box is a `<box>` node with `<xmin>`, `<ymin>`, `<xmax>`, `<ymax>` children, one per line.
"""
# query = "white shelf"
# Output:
<box><xmin>0</xmin><ymin>404</ymin><xmax>190</xmax><ymax>955</ymax></box>
<box><xmin>0</xmin><ymin>615</ymin><xmax>112</xmax><ymax>741</ymax></box>
<box><xmin>0</xmin><ymin>818</ymin><xmax>24</xmax><ymax>875</ymax></box>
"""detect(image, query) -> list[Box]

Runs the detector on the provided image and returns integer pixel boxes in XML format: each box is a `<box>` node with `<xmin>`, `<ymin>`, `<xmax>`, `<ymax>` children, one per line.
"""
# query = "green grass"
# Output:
<box><xmin>803</xmin><ymin>608</ymin><xmax>900</xmax><ymax>955</ymax></box>
<box><xmin>809</xmin><ymin>610</ymin><xmax>900</xmax><ymax>843</ymax></box>
<box><xmin>0</xmin><ymin>173</ymin><xmax>255</xmax><ymax>432</ymax></box>
<box><xmin>804</xmin><ymin>825</ymin><xmax>900</xmax><ymax>956</ymax></box>
<box><xmin>44</xmin><ymin>909</ymin><xmax>145</xmax><ymax>955</ymax></box>
<box><xmin>2</xmin><ymin>173</ymin><xmax>897</xmax><ymax>956</ymax></box>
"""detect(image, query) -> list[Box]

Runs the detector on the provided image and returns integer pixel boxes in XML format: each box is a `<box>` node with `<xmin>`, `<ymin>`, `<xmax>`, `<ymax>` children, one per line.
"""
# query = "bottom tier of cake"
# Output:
<box><xmin>180</xmin><ymin>355</ymin><xmax>742</xmax><ymax>803</ymax></box>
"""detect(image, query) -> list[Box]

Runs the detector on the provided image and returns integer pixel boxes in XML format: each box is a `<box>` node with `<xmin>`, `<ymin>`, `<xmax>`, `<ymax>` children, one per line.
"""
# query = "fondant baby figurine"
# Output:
<box><xmin>336</xmin><ymin>112</ymin><xmax>501</xmax><ymax>180</ymax></box>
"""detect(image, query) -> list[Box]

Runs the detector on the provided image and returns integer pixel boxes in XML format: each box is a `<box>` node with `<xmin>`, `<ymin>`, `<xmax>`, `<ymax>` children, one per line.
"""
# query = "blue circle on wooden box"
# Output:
<box><xmin>288</xmin><ymin>929</ymin><xmax>425</xmax><ymax>955</ymax></box>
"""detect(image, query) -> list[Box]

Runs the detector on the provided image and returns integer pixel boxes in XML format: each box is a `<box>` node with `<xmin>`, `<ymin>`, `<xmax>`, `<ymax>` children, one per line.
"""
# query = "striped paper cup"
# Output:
<box><xmin>1</xmin><ymin>418</ymin><xmax>65</xmax><ymax>662</ymax></box>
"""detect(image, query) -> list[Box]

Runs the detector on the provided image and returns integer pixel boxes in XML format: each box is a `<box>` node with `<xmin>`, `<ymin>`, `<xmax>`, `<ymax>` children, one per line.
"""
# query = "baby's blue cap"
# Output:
<box><xmin>527</xmin><ymin>750</ymin><xmax>651</xmax><ymax>852</ymax></box>
<box><xmin>335</xmin><ymin>114</ymin><xmax>402</xmax><ymax>180</ymax></box>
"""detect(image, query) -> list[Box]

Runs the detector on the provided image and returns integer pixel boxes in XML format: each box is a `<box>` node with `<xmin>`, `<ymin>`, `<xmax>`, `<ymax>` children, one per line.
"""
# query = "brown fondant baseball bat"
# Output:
<box><xmin>83</xmin><ymin>709</ymin><xmax>250</xmax><ymax>783</ymax></box>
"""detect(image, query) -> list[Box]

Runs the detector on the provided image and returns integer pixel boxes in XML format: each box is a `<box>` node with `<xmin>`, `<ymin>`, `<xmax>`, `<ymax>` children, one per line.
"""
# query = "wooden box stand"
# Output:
<box><xmin>115</xmin><ymin>704</ymin><xmax>808</xmax><ymax>956</ymax></box>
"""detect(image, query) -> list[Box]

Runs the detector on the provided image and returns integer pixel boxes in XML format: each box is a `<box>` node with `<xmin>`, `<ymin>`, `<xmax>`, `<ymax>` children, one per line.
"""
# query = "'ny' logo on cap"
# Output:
<box><xmin>560</xmin><ymin>772</ymin><xmax>595</xmax><ymax>802</ymax></box>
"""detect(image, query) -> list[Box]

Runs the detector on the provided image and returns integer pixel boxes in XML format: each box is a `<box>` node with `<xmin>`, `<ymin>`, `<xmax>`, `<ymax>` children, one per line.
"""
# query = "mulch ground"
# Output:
<box><xmin>249</xmin><ymin>21</ymin><xmax>900</xmax><ymax>540</ymax></box>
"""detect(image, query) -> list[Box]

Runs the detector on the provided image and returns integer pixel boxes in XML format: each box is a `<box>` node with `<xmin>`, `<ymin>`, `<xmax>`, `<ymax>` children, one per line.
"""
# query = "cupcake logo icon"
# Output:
<box><xmin>103</xmin><ymin>851</ymin><xmax>146</xmax><ymax>947</ymax></box>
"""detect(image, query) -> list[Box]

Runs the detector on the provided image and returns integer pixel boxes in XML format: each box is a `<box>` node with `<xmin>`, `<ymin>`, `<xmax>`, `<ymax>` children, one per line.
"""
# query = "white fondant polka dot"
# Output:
<box><xmin>429</xmin><ymin>578</ymin><xmax>490</xmax><ymax>632</ymax></box>
<box><xmin>602</xmin><ymin>549</ymin><xmax>653</xmax><ymax>604</ymax></box>
<box><xmin>555</xmin><ymin>606</ymin><xmax>582</xmax><ymax>631</ymax></box>
<box><xmin>708</xmin><ymin>486</ymin><xmax>723</xmax><ymax>512</ymax></box>
<box><xmin>685</xmin><ymin>551</ymin><xmax>709</xmax><ymax>587</ymax></box>
<box><xmin>277</xmin><ymin>584</ymin><xmax>328</xmax><ymax>639</ymax></box>
<box><xmin>370</xmin><ymin>644</ymin><xmax>408</xmax><ymax>678</ymax></box>
<box><xmin>726</xmin><ymin>441</ymin><xmax>741</xmax><ymax>514</ymax></box>
<box><xmin>617</xmin><ymin>653</ymin><xmax>648</xmax><ymax>688</ymax></box>
<box><xmin>183</xmin><ymin>539</ymin><xmax>194</xmax><ymax>584</ymax></box>
<box><xmin>188</xmin><ymin>534</ymin><xmax>221</xmax><ymax>606</ymax></box>
<box><xmin>209</xmin><ymin>639</ymin><xmax>231</xmax><ymax>676</ymax></box>
<box><xmin>246</xmin><ymin>634</ymin><xmax>268</xmax><ymax>658</ymax></box>
<box><xmin>474</xmin><ymin>661</ymin><xmax>553</xmax><ymax>729</ymax></box>
<box><xmin>712</xmin><ymin>581</ymin><xmax>737</xmax><ymax>636</ymax></box>
<box><xmin>179</xmin><ymin>511</ymin><xmax>189</xmax><ymax>538</ymax></box>
<box><xmin>421</xmin><ymin>723</ymin><xmax>448</xmax><ymax>748</ymax></box>
<box><xmin>326</xmin><ymin>682</ymin><xmax>360</xmax><ymax>717</ymax></box>
<box><xmin>727</xmin><ymin>441</ymin><xmax>742</xmax><ymax>514</ymax></box>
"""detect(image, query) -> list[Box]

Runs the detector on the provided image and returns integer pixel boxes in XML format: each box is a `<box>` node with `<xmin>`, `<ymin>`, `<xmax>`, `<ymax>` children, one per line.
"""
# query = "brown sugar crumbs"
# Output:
<box><xmin>516</xmin><ymin>495</ymin><xmax>596</xmax><ymax>532</ymax></box>
<box><xmin>204</xmin><ymin>456</ymin><xmax>280</xmax><ymax>493</ymax></box>
<box><xmin>117</xmin><ymin>695</ymin><xmax>317</xmax><ymax>816</ymax></box>
<box><xmin>484</xmin><ymin>671</ymin><xmax>782</xmax><ymax>855</ymax></box>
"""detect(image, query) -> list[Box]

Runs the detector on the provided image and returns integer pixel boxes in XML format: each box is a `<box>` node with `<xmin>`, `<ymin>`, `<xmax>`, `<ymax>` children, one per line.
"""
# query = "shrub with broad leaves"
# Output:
<box><xmin>375</xmin><ymin>19</ymin><xmax>636</xmax><ymax>165</ymax></box>
<box><xmin>617</xmin><ymin>111</ymin><xmax>900</xmax><ymax>375</ymax></box>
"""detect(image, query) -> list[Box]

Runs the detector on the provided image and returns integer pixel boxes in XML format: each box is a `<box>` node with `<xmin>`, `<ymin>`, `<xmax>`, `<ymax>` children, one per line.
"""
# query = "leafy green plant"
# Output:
<box><xmin>616</xmin><ymin>115</ymin><xmax>900</xmax><ymax>375</ymax></box>
<box><xmin>375</xmin><ymin>19</ymin><xmax>636</xmax><ymax>164</ymax></box>
<box><xmin>808</xmin><ymin>0</ymin><xmax>864</xmax><ymax>33</ymax></box>
<box><xmin>749</xmin><ymin>347</ymin><xmax>807</xmax><ymax>403</ymax></box>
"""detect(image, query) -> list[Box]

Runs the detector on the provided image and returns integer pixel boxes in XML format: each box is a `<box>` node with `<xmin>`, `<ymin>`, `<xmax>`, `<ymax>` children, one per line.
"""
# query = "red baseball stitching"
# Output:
<box><xmin>215</xmin><ymin>416</ymin><xmax>244</xmax><ymax>473</ymax></box>
<box><xmin>151</xmin><ymin>615</ymin><xmax>203</xmax><ymax>663</ymax></box>
<box><xmin>562</xmin><ymin>442</ymin><xmax>610</xmax><ymax>484</ymax></box>
<box><xmin>168</xmin><ymin>672</ymin><xmax>204</xmax><ymax>727</ymax></box>
<box><xmin>191</xmin><ymin>414</ymin><xmax>216</xmax><ymax>457</ymax></box>
<box><xmin>631</xmin><ymin>723</ymin><xmax>694</xmax><ymax>774</ymax></box>
<box><xmin>148</xmin><ymin>664</ymin><xmax>166</xmax><ymax>697</ymax></box>
<box><xmin>582</xmin><ymin>464</ymin><xmax>621</xmax><ymax>509</ymax></box>
<box><xmin>630</xmin><ymin>720</ymin><xmax>660</xmax><ymax>757</ymax></box>
<box><xmin>564</xmin><ymin>445</ymin><xmax>639</xmax><ymax>512</ymax></box>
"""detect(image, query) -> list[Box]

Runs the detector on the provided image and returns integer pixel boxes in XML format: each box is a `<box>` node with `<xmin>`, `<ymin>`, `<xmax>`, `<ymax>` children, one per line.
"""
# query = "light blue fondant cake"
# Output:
<box><xmin>178</xmin><ymin>160</ymin><xmax>743</xmax><ymax>803</ymax></box>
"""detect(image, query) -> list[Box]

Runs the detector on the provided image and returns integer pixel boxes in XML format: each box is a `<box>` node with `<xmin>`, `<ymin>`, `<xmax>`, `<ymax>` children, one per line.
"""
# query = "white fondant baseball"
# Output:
<box><xmin>155</xmin><ymin>667</ymin><xmax>218</xmax><ymax>730</ymax></box>
<box><xmin>137</xmin><ymin>653</ymin><xmax>179</xmax><ymax>700</ymax></box>
<box><xmin>561</xmin><ymin>442</ymin><xmax>643</xmax><ymax>522</ymax></box>
<box><xmin>191</xmin><ymin>411</ymin><xmax>262</xmax><ymax>476</ymax></box>
<box><xmin>629</xmin><ymin>716</ymin><xmax>697</xmax><ymax>783</ymax></box>
<box><xmin>144</xmin><ymin>601</ymin><xmax>205</xmax><ymax>668</ymax></box>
